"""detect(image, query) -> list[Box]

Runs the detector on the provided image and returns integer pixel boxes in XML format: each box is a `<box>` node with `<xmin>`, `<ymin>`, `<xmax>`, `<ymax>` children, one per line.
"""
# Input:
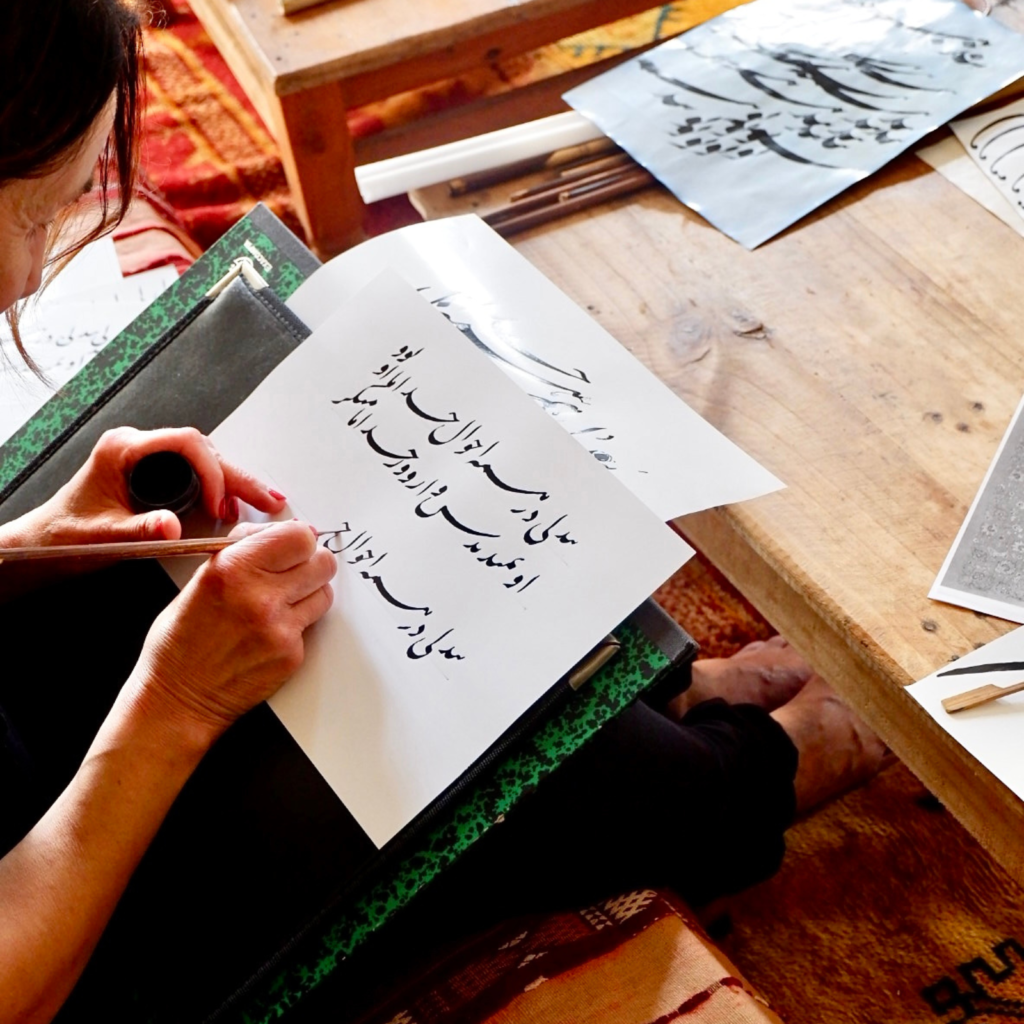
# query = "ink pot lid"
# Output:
<box><xmin>128</xmin><ymin>451</ymin><xmax>201</xmax><ymax>517</ymax></box>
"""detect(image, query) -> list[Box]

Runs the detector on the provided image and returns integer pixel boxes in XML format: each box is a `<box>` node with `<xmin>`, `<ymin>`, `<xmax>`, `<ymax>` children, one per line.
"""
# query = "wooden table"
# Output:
<box><xmin>186</xmin><ymin>0</ymin><xmax>664</xmax><ymax>256</ymax></box>
<box><xmin>502</xmin><ymin>155</ymin><xmax>1024</xmax><ymax>887</ymax></box>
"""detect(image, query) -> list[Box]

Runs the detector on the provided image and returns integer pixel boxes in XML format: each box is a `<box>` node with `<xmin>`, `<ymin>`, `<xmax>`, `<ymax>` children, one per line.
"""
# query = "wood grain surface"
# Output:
<box><xmin>186</xmin><ymin>0</ymin><xmax>664</xmax><ymax>253</ymax></box>
<box><xmin>504</xmin><ymin>153</ymin><xmax>1024</xmax><ymax>882</ymax></box>
<box><xmin>187</xmin><ymin>0</ymin><xmax>662</xmax><ymax>94</ymax></box>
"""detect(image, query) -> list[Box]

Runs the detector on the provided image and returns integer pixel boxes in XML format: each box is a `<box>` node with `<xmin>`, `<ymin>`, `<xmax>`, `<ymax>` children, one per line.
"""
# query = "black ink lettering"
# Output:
<box><xmin>480</xmin><ymin>553</ymin><xmax>523</xmax><ymax>569</ymax></box>
<box><xmin>414</xmin><ymin>495</ymin><xmax>501</xmax><ymax>538</ymax></box>
<box><xmin>971</xmin><ymin>116</ymin><xmax>1024</xmax><ymax>156</ymax></box>
<box><xmin>325</xmin><ymin>528</ymin><xmax>369</xmax><ymax>554</ymax></box>
<box><xmin>362</xmin><ymin>425</ymin><xmax>418</xmax><ymax>461</ymax></box>
<box><xmin>402</xmin><ymin>388</ymin><xmax>459</xmax><ymax>424</ymax></box>
<box><xmin>391</xmin><ymin>345</ymin><xmax>423</xmax><ymax>362</ymax></box>
<box><xmin>524</xmin><ymin>514</ymin><xmax>575</xmax><ymax>546</ymax></box>
<box><xmin>505</xmin><ymin>573</ymin><xmax>540</xmax><ymax>592</ymax></box>
<box><xmin>408</xmin><ymin>478</ymin><xmax>439</xmax><ymax>495</ymax></box>
<box><xmin>453</xmin><ymin>428</ymin><xmax>485</xmax><ymax>455</ymax></box>
<box><xmin>573</xmin><ymin>426</ymin><xmax>615</xmax><ymax>441</ymax></box>
<box><xmin>408</xmin><ymin>627</ymin><xmax>463</xmax><ymax>661</ymax></box>
<box><xmin>360</xmin><ymin>570</ymin><xmax>432</xmax><ymax>615</ymax></box>
<box><xmin>744</xmin><ymin>126</ymin><xmax>834</xmax><ymax>167</ymax></box>
<box><xmin>468</xmin><ymin>459</ymin><xmax>550</xmax><ymax>501</ymax></box>
<box><xmin>428</xmin><ymin>420</ymin><xmax>478</xmax><ymax>446</ymax></box>
<box><xmin>639</xmin><ymin>57</ymin><xmax>753</xmax><ymax>106</ymax></box>
<box><xmin>510</xmin><ymin>507</ymin><xmax>540</xmax><ymax>524</ymax></box>
<box><xmin>348</xmin><ymin>548</ymin><xmax>384</xmax><ymax>565</ymax></box>
<box><xmin>428</xmin><ymin>300</ymin><xmax>591</xmax><ymax>402</ymax></box>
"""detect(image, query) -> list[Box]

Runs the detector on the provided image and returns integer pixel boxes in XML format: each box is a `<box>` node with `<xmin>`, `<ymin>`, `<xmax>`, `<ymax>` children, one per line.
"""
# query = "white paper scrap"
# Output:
<box><xmin>908</xmin><ymin>627</ymin><xmax>1024</xmax><ymax>800</ymax></box>
<box><xmin>916</xmin><ymin>131</ymin><xmax>1024</xmax><ymax>237</ymax></box>
<box><xmin>212</xmin><ymin>270</ymin><xmax>692</xmax><ymax>848</ymax></box>
<box><xmin>44</xmin><ymin>234</ymin><xmax>124</xmax><ymax>301</ymax></box>
<box><xmin>951</xmin><ymin>97</ymin><xmax>1024</xmax><ymax>229</ymax></box>
<box><xmin>288</xmin><ymin>216</ymin><xmax>783</xmax><ymax>522</ymax></box>
<box><xmin>0</xmin><ymin>265</ymin><xmax>178</xmax><ymax>445</ymax></box>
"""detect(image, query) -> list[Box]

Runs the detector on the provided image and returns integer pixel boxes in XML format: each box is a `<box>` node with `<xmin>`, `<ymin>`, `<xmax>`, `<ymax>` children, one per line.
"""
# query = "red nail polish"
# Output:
<box><xmin>269</xmin><ymin>489</ymin><xmax>287</xmax><ymax>501</ymax></box>
<box><xmin>218</xmin><ymin>497</ymin><xmax>228</xmax><ymax>519</ymax></box>
<box><xmin>308</xmin><ymin>524</ymin><xmax>318</xmax><ymax>538</ymax></box>
<box><xmin>228</xmin><ymin>497</ymin><xmax>240</xmax><ymax>520</ymax></box>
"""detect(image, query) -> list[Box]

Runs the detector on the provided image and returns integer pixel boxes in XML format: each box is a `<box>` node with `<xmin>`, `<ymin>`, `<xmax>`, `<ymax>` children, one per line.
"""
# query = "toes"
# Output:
<box><xmin>736</xmin><ymin>635</ymin><xmax>788</xmax><ymax>658</ymax></box>
<box><xmin>735</xmin><ymin>638</ymin><xmax>768</xmax><ymax>657</ymax></box>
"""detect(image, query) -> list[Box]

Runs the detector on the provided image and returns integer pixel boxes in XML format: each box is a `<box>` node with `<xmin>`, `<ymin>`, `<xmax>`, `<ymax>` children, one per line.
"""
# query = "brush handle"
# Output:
<box><xmin>0</xmin><ymin>531</ymin><xmax>340</xmax><ymax>565</ymax></box>
<box><xmin>941</xmin><ymin>679</ymin><xmax>1024</xmax><ymax>713</ymax></box>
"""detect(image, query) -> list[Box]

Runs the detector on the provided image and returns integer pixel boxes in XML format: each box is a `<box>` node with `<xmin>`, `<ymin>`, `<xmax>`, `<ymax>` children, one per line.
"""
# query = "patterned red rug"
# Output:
<box><xmin>141</xmin><ymin>1</ymin><xmax>303</xmax><ymax>247</ymax></box>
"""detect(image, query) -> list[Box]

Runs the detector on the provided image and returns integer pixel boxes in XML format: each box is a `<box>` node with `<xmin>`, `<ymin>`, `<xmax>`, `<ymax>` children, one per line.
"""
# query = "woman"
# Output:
<box><xmin>0</xmin><ymin>2</ymin><xmax>884</xmax><ymax>1020</ymax></box>
<box><xmin>0</xmin><ymin>4</ymin><xmax>336</xmax><ymax>1020</ymax></box>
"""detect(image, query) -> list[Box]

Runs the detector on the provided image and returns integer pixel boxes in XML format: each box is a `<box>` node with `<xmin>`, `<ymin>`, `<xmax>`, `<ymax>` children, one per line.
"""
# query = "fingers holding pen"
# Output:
<box><xmin>290</xmin><ymin>583</ymin><xmax>335</xmax><ymax>631</ymax></box>
<box><xmin>136</xmin><ymin>520</ymin><xmax>338</xmax><ymax>734</ymax></box>
<box><xmin>220</xmin><ymin>520</ymin><xmax>337</xmax><ymax>602</ymax></box>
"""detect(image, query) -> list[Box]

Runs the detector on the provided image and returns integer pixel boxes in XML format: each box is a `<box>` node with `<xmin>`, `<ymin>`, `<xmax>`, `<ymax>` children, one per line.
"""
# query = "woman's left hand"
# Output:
<box><xmin>0</xmin><ymin>426</ymin><xmax>287</xmax><ymax>548</ymax></box>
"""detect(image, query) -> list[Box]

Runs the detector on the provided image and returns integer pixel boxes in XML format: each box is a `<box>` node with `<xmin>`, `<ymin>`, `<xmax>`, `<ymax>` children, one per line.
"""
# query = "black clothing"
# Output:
<box><xmin>0</xmin><ymin>564</ymin><xmax>797</xmax><ymax>1021</ymax></box>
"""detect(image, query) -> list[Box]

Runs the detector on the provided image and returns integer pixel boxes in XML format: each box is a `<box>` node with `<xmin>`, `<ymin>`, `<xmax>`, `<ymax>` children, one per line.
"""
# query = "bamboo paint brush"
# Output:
<box><xmin>484</xmin><ymin>167</ymin><xmax>655</xmax><ymax>237</ymax></box>
<box><xmin>0</xmin><ymin>530</ymin><xmax>344</xmax><ymax>565</ymax></box>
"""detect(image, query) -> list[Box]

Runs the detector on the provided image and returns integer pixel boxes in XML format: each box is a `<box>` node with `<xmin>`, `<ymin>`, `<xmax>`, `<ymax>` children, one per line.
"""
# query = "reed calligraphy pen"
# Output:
<box><xmin>481</xmin><ymin>149</ymin><xmax>655</xmax><ymax>237</ymax></box>
<box><xmin>0</xmin><ymin>531</ymin><xmax>343</xmax><ymax>565</ymax></box>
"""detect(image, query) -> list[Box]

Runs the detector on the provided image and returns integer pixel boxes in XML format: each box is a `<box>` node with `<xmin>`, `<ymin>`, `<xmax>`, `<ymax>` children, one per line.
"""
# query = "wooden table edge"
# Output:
<box><xmin>678</xmin><ymin>505</ymin><xmax>1024</xmax><ymax>883</ymax></box>
<box><xmin>189</xmin><ymin>0</ymin><xmax>664</xmax><ymax>97</ymax></box>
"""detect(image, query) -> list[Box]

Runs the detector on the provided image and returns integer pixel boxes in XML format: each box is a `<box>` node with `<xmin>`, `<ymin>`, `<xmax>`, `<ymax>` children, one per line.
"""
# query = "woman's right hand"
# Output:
<box><xmin>126</xmin><ymin>520</ymin><xmax>337</xmax><ymax>748</ymax></box>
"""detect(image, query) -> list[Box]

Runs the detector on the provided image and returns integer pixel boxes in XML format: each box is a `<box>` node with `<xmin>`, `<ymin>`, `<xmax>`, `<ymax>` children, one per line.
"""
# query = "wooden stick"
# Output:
<box><xmin>485</xmin><ymin>167</ymin><xmax>655</xmax><ymax>237</ymax></box>
<box><xmin>508</xmin><ymin>152</ymin><xmax>635</xmax><ymax>201</ymax></box>
<box><xmin>487</xmin><ymin>165</ymin><xmax>652</xmax><ymax>224</ymax></box>
<box><xmin>447</xmin><ymin>138</ymin><xmax>619</xmax><ymax>196</ymax></box>
<box><xmin>942</xmin><ymin>680</ymin><xmax>1024</xmax><ymax>713</ymax></box>
<box><xmin>0</xmin><ymin>530</ymin><xmax>343</xmax><ymax>565</ymax></box>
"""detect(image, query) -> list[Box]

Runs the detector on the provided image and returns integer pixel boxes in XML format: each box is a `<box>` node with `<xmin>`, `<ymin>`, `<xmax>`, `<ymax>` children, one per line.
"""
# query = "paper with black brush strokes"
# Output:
<box><xmin>565</xmin><ymin>0</ymin><xmax>1024</xmax><ymax>247</ymax></box>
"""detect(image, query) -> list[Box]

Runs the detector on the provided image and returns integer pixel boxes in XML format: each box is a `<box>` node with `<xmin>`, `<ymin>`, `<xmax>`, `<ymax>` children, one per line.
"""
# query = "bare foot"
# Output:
<box><xmin>668</xmin><ymin>635</ymin><xmax>815</xmax><ymax>718</ymax></box>
<box><xmin>770</xmin><ymin>675</ymin><xmax>889</xmax><ymax>813</ymax></box>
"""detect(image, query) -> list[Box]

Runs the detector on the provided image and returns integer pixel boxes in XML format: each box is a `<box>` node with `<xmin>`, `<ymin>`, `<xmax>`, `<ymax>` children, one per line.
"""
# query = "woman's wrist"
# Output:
<box><xmin>0</xmin><ymin>507</ymin><xmax>49</xmax><ymax>549</ymax></box>
<box><xmin>118</xmin><ymin>666</ymin><xmax>227</xmax><ymax>766</ymax></box>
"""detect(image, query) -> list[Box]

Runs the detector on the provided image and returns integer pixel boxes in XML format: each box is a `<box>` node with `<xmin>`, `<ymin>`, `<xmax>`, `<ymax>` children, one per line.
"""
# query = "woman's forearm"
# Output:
<box><xmin>0</xmin><ymin>676</ymin><xmax>218</xmax><ymax>1024</ymax></box>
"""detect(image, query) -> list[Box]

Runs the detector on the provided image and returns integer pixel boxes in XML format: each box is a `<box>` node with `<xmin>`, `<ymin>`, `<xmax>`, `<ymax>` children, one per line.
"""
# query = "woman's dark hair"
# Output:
<box><xmin>0</xmin><ymin>0</ymin><xmax>147</xmax><ymax>364</ymax></box>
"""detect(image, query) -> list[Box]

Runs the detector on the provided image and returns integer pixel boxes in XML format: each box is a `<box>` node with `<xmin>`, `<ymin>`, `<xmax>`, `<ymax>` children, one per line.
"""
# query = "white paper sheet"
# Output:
<box><xmin>0</xmin><ymin>265</ymin><xmax>178</xmax><ymax>445</ymax></box>
<box><xmin>288</xmin><ymin>216</ymin><xmax>783</xmax><ymax>522</ymax></box>
<box><xmin>44</xmin><ymin>234</ymin><xmax>123</xmax><ymax>301</ymax></box>
<box><xmin>908</xmin><ymin>627</ymin><xmax>1024</xmax><ymax>799</ymax></box>
<box><xmin>950</xmin><ymin>97</ymin><xmax>1024</xmax><ymax>227</ymax></box>
<box><xmin>931</xmin><ymin>394</ymin><xmax>1024</xmax><ymax>623</ymax></box>
<box><xmin>564</xmin><ymin>0</ymin><xmax>1024</xmax><ymax>249</ymax></box>
<box><xmin>916</xmin><ymin>130</ymin><xmax>1024</xmax><ymax>236</ymax></box>
<box><xmin>210</xmin><ymin>271</ymin><xmax>692</xmax><ymax>848</ymax></box>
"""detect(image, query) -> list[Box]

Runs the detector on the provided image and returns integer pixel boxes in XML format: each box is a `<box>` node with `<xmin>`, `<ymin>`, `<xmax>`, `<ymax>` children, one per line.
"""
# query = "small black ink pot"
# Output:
<box><xmin>128</xmin><ymin>451</ymin><xmax>201</xmax><ymax>518</ymax></box>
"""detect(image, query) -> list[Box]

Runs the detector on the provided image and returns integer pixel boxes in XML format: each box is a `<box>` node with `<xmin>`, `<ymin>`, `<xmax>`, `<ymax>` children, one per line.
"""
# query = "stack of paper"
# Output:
<box><xmin>0</xmin><ymin>236</ymin><xmax>177</xmax><ymax>445</ymax></box>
